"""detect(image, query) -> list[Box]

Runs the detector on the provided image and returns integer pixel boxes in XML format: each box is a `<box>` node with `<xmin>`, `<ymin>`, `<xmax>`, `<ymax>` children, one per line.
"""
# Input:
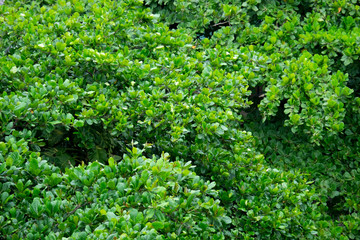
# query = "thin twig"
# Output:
<box><xmin>212</xmin><ymin>21</ymin><xmax>229</xmax><ymax>27</ymax></box>
<box><xmin>53</xmin><ymin>200</ymin><xmax>90</xmax><ymax>231</ymax></box>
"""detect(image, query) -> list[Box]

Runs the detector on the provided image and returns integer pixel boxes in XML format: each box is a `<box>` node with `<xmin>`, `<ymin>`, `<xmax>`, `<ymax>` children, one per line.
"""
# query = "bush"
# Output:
<box><xmin>146</xmin><ymin>0</ymin><xmax>360</xmax><ymax>142</ymax></box>
<box><xmin>245</xmin><ymin>116</ymin><xmax>360</xmax><ymax>239</ymax></box>
<box><xmin>0</xmin><ymin>142</ymin><xmax>228</xmax><ymax>239</ymax></box>
<box><xmin>0</xmin><ymin>0</ymin><xmax>359</xmax><ymax>239</ymax></box>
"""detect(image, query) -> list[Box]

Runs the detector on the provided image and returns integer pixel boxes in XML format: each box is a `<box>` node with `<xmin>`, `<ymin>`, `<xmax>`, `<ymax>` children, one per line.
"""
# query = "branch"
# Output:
<box><xmin>212</xmin><ymin>21</ymin><xmax>229</xmax><ymax>27</ymax></box>
<box><xmin>53</xmin><ymin>200</ymin><xmax>90</xmax><ymax>231</ymax></box>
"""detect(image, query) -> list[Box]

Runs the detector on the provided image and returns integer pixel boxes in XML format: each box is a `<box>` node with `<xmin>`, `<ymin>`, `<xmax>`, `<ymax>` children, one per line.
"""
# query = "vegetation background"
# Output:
<box><xmin>0</xmin><ymin>0</ymin><xmax>359</xmax><ymax>239</ymax></box>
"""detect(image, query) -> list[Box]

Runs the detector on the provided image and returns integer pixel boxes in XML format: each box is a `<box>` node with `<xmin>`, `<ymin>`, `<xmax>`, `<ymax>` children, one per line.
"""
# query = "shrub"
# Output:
<box><xmin>0</xmin><ymin>0</ymin><xmax>359</xmax><ymax>239</ymax></box>
<box><xmin>0</xmin><ymin>142</ymin><xmax>228</xmax><ymax>239</ymax></box>
<box><xmin>146</xmin><ymin>0</ymin><xmax>360</xmax><ymax>142</ymax></box>
<box><xmin>245</xmin><ymin>116</ymin><xmax>360</xmax><ymax>239</ymax></box>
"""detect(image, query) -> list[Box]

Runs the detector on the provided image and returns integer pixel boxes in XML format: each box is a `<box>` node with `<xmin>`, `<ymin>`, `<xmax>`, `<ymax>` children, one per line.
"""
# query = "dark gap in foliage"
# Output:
<box><xmin>196</xmin><ymin>21</ymin><xmax>230</xmax><ymax>40</ymax></box>
<box><xmin>327</xmin><ymin>55</ymin><xmax>360</xmax><ymax>97</ymax></box>
<box><xmin>327</xmin><ymin>195</ymin><xmax>348</xmax><ymax>219</ymax></box>
<box><xmin>248</xmin><ymin>15</ymin><xmax>263</xmax><ymax>27</ymax></box>
<box><xmin>142</xmin><ymin>0</ymin><xmax>149</xmax><ymax>7</ymax></box>
<box><xmin>248</xmin><ymin>85</ymin><xmax>289</xmax><ymax>123</ymax></box>
<box><xmin>169</xmin><ymin>22</ymin><xmax>179</xmax><ymax>30</ymax></box>
<box><xmin>296</xmin><ymin>3</ymin><xmax>313</xmax><ymax>21</ymax></box>
<box><xmin>304</xmin><ymin>44</ymin><xmax>328</xmax><ymax>56</ymax></box>
<box><xmin>38</xmin><ymin>123</ymin><xmax>127</xmax><ymax>170</ymax></box>
<box><xmin>345</xmin><ymin>61</ymin><xmax>360</xmax><ymax>97</ymax></box>
<box><xmin>248</xmin><ymin>85</ymin><xmax>265</xmax><ymax>101</ymax></box>
<box><xmin>142</xmin><ymin>141</ymin><xmax>164</xmax><ymax>159</ymax></box>
<box><xmin>39</xmin><ymin>125</ymin><xmax>86</xmax><ymax>169</ymax></box>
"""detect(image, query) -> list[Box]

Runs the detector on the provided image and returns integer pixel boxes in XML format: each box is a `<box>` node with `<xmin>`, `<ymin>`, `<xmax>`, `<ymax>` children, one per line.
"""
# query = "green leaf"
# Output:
<box><xmin>146</xmin><ymin>209</ymin><xmax>155</xmax><ymax>220</ymax></box>
<box><xmin>10</xmin><ymin>66</ymin><xmax>19</xmax><ymax>74</ymax></box>
<box><xmin>290</xmin><ymin>114</ymin><xmax>300</xmax><ymax>124</ymax></box>
<box><xmin>56</xmin><ymin>42</ymin><xmax>66</xmax><ymax>51</ymax></box>
<box><xmin>29</xmin><ymin>158</ymin><xmax>41</xmax><ymax>176</ymax></box>
<box><xmin>106</xmin><ymin>212</ymin><xmax>118</xmax><ymax>221</ymax></box>
<box><xmin>6</xmin><ymin>156</ymin><xmax>13</xmax><ymax>167</ymax></box>
<box><xmin>186</xmin><ymin>193</ymin><xmax>196</xmax><ymax>208</ymax></box>
<box><xmin>135</xmin><ymin>212</ymin><xmax>144</xmax><ymax>223</ymax></box>
<box><xmin>30</xmin><ymin>198</ymin><xmax>41</xmax><ymax>217</ymax></box>
<box><xmin>1</xmin><ymin>192</ymin><xmax>9</xmax><ymax>204</ymax></box>
<box><xmin>222</xmin><ymin>216</ymin><xmax>232</xmax><ymax>224</ymax></box>
<box><xmin>89</xmin><ymin>147</ymin><xmax>107</xmax><ymax>163</ymax></box>
<box><xmin>108</xmin><ymin>157</ymin><xmax>115</xmax><ymax>167</ymax></box>
<box><xmin>14</xmin><ymin>102</ymin><xmax>26</xmax><ymax>112</ymax></box>
<box><xmin>152</xmin><ymin>221</ymin><xmax>164</xmax><ymax>230</ymax></box>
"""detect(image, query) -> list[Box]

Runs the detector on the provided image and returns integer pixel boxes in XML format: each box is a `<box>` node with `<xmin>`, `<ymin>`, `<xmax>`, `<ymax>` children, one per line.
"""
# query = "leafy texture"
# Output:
<box><xmin>0</xmin><ymin>0</ymin><xmax>359</xmax><ymax>239</ymax></box>
<box><xmin>0</xmin><ymin>143</ymin><xmax>227</xmax><ymax>239</ymax></box>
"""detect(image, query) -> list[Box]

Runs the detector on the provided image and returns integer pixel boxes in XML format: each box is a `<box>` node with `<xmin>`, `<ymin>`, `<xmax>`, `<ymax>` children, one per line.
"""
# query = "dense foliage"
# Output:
<box><xmin>0</xmin><ymin>0</ymin><xmax>359</xmax><ymax>239</ymax></box>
